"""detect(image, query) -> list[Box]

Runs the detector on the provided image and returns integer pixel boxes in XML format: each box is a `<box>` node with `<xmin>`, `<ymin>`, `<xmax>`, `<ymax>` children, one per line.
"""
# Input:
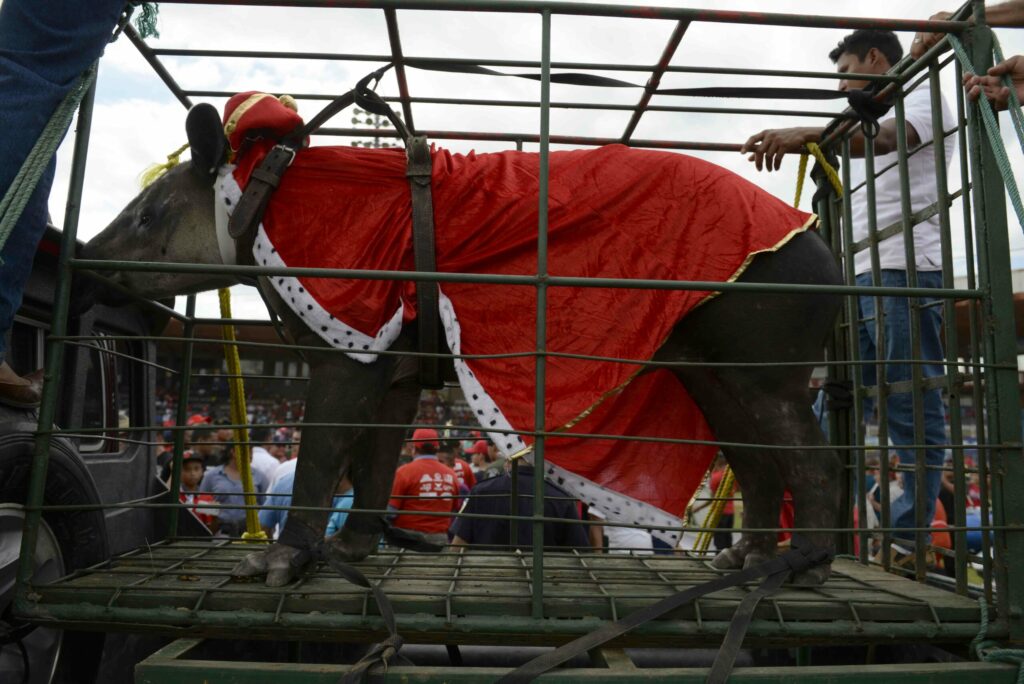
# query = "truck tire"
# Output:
<box><xmin>0</xmin><ymin>427</ymin><xmax>110</xmax><ymax>684</ymax></box>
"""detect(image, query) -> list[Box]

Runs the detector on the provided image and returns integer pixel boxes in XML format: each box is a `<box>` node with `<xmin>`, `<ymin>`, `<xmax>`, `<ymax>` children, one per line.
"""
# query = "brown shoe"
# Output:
<box><xmin>0</xmin><ymin>368</ymin><xmax>44</xmax><ymax>409</ymax></box>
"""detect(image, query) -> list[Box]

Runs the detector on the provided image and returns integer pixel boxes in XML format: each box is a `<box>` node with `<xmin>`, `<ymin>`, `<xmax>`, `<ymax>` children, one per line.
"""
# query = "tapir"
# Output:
<box><xmin>81</xmin><ymin>95</ymin><xmax>844</xmax><ymax>587</ymax></box>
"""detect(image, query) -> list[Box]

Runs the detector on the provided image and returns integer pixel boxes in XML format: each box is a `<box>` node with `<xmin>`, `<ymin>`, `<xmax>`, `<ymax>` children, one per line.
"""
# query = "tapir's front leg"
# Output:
<box><xmin>327</xmin><ymin>353</ymin><xmax>421</xmax><ymax>561</ymax></box>
<box><xmin>233</xmin><ymin>346</ymin><xmax>397</xmax><ymax>586</ymax></box>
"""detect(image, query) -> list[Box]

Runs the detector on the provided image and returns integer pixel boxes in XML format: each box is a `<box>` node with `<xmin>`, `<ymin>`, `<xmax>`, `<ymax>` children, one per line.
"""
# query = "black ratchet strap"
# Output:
<box><xmin>496</xmin><ymin>539</ymin><xmax>833</xmax><ymax>684</ymax></box>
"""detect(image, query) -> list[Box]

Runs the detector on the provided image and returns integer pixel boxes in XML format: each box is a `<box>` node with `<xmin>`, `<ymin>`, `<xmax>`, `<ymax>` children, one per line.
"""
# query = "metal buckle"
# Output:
<box><xmin>273</xmin><ymin>144</ymin><xmax>297</xmax><ymax>167</ymax></box>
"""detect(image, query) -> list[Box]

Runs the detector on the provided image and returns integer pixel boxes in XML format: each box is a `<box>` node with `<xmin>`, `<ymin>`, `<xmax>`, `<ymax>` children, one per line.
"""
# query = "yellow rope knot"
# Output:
<box><xmin>793</xmin><ymin>142</ymin><xmax>842</xmax><ymax>208</ymax></box>
<box><xmin>139</xmin><ymin>142</ymin><xmax>190</xmax><ymax>189</ymax></box>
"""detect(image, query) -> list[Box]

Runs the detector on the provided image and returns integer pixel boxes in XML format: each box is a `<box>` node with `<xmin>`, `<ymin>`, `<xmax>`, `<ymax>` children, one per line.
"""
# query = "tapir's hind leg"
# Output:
<box><xmin>667</xmin><ymin>361</ymin><xmax>785</xmax><ymax>569</ymax></box>
<box><xmin>658</xmin><ymin>230</ymin><xmax>844</xmax><ymax>584</ymax></box>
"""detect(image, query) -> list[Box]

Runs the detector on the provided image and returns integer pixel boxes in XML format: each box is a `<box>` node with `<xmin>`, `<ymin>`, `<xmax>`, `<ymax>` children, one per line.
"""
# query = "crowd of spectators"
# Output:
<box><xmin>158</xmin><ymin>383</ymin><xmax>981</xmax><ymax>570</ymax></box>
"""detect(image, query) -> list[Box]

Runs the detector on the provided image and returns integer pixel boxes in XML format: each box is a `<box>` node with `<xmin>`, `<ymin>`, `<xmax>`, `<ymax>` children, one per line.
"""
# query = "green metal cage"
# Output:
<box><xmin>8</xmin><ymin>0</ymin><xmax>1024</xmax><ymax>681</ymax></box>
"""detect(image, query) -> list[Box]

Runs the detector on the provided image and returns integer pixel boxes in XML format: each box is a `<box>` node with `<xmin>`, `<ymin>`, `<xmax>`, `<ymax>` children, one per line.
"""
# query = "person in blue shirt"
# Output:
<box><xmin>260</xmin><ymin>465</ymin><xmax>354</xmax><ymax>540</ymax></box>
<box><xmin>200</xmin><ymin>450</ymin><xmax>269</xmax><ymax>537</ymax></box>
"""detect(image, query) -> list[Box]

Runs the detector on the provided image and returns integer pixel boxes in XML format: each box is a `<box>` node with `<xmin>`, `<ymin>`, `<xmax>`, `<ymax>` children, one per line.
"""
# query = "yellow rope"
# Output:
<box><xmin>139</xmin><ymin>142</ymin><xmax>190</xmax><ymax>189</ymax></box>
<box><xmin>694</xmin><ymin>467</ymin><xmax>735</xmax><ymax>554</ymax></box>
<box><xmin>218</xmin><ymin>288</ymin><xmax>266</xmax><ymax>541</ymax></box>
<box><xmin>792</xmin><ymin>142</ymin><xmax>842</xmax><ymax>208</ymax></box>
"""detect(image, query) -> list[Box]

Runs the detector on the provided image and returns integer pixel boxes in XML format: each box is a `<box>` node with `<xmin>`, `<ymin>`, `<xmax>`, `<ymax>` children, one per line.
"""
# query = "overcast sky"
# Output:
<box><xmin>46</xmin><ymin>0</ymin><xmax>1024</xmax><ymax>319</ymax></box>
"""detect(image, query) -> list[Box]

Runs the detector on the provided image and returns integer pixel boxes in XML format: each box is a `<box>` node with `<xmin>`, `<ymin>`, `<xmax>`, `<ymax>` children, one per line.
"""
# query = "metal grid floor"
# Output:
<box><xmin>17</xmin><ymin>539</ymin><xmax>994</xmax><ymax>647</ymax></box>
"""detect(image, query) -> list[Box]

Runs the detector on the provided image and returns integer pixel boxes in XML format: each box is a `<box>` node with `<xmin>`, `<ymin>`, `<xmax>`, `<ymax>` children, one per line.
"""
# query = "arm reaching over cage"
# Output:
<box><xmin>741</xmin><ymin>30</ymin><xmax>920</xmax><ymax>172</ymax></box>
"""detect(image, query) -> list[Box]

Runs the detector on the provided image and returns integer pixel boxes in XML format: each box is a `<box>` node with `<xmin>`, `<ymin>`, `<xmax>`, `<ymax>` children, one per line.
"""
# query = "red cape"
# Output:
<box><xmin>218</xmin><ymin>141</ymin><xmax>813</xmax><ymax>545</ymax></box>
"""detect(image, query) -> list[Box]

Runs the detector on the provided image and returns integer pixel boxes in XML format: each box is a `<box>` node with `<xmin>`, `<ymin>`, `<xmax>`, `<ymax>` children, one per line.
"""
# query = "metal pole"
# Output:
<box><xmin>954</xmin><ymin>56</ymin><xmax>993</xmax><ymax>602</ymax></box>
<box><xmin>840</xmin><ymin>139</ymin><xmax>866</xmax><ymax>562</ymax></box>
<box><xmin>15</xmin><ymin>78</ymin><xmax>98</xmax><ymax>595</ymax></box>
<box><xmin>167</xmin><ymin>295</ymin><xmax>198</xmax><ymax>538</ymax></box>
<box><xmin>892</xmin><ymin>93</ymin><xmax>929</xmax><ymax>579</ymax></box>
<box><xmin>928</xmin><ymin>61</ymin><xmax>966</xmax><ymax>594</ymax></box>
<box><xmin>968</xmin><ymin>2</ymin><xmax>1024</xmax><ymax>638</ymax></box>
<box><xmin>531</xmin><ymin>8</ymin><xmax>551</xmax><ymax>620</ymax></box>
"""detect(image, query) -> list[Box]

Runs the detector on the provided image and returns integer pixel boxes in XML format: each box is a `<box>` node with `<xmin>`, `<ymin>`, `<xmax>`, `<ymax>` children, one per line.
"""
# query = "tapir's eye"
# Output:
<box><xmin>139</xmin><ymin>214</ymin><xmax>151</xmax><ymax>227</ymax></box>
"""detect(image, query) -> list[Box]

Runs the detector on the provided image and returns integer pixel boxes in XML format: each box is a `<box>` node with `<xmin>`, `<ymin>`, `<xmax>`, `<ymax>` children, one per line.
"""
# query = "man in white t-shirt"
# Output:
<box><xmin>741</xmin><ymin>29</ymin><xmax>953</xmax><ymax>546</ymax></box>
<box><xmin>249</xmin><ymin>425</ymin><xmax>282</xmax><ymax>485</ymax></box>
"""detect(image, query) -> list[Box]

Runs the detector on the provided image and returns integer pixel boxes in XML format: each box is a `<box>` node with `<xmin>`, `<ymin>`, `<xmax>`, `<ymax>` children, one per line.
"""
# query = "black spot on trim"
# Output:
<box><xmin>298</xmin><ymin>287</ymin><xmax>305</xmax><ymax>293</ymax></box>
<box><xmin>489</xmin><ymin>420</ymin><xmax>496</xmax><ymax>426</ymax></box>
<box><xmin>362</xmin><ymin>345</ymin><xmax>369</xmax><ymax>350</ymax></box>
<box><xmin>472</xmin><ymin>394</ymin><xmax>478</xmax><ymax>400</ymax></box>
<box><xmin>256</xmin><ymin>242</ymin><xmax>260</xmax><ymax>250</ymax></box>
<box><xmin>321</xmin><ymin>326</ymin><xmax>328</xmax><ymax>332</ymax></box>
<box><xmin>333</xmin><ymin>339</ymin><xmax>339</xmax><ymax>344</ymax></box>
<box><xmin>347</xmin><ymin>342</ymin><xmax>354</xmax><ymax>348</ymax></box>
<box><xmin>224</xmin><ymin>197</ymin><xmax>232</xmax><ymax>206</ymax></box>
<box><xmin>306</xmin><ymin>305</ymin><xmax>313</xmax><ymax>311</ymax></box>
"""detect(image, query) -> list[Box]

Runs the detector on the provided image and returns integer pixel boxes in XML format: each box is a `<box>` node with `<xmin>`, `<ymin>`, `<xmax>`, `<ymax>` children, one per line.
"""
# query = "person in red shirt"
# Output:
<box><xmin>438</xmin><ymin>442</ymin><xmax>477</xmax><ymax>492</ymax></box>
<box><xmin>178</xmin><ymin>450</ymin><xmax>215</xmax><ymax>527</ymax></box>
<box><xmin>388</xmin><ymin>428</ymin><xmax>460</xmax><ymax>544</ymax></box>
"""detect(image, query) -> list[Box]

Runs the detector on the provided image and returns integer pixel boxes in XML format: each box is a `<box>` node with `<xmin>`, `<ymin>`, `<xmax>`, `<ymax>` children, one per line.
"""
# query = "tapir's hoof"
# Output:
<box><xmin>741</xmin><ymin>551</ymin><xmax>772</xmax><ymax>570</ymax></box>
<box><xmin>324</xmin><ymin>528</ymin><xmax>380</xmax><ymax>563</ymax></box>
<box><xmin>710</xmin><ymin>546</ymin><xmax>745</xmax><ymax>570</ymax></box>
<box><xmin>231</xmin><ymin>543</ymin><xmax>310</xmax><ymax>587</ymax></box>
<box><xmin>710</xmin><ymin>539</ymin><xmax>773</xmax><ymax>571</ymax></box>
<box><xmin>790</xmin><ymin>563</ymin><xmax>832</xmax><ymax>587</ymax></box>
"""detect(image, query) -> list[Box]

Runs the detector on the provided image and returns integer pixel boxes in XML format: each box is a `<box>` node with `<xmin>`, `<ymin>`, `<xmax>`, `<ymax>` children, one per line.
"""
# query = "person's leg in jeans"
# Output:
<box><xmin>0</xmin><ymin>1</ymin><xmax>125</xmax><ymax>401</ymax></box>
<box><xmin>856</xmin><ymin>272</ymin><xmax>879</xmax><ymax>423</ymax></box>
<box><xmin>877</xmin><ymin>270</ymin><xmax>947</xmax><ymax>545</ymax></box>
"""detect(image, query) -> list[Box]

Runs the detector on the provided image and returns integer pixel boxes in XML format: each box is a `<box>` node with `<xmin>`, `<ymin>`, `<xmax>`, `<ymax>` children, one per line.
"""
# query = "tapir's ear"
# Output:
<box><xmin>185</xmin><ymin>103</ymin><xmax>228</xmax><ymax>181</ymax></box>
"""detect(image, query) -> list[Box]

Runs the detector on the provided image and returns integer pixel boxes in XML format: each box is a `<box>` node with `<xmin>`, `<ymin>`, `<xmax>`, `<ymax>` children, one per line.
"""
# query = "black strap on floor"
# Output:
<box><xmin>316</xmin><ymin>550</ymin><xmax>409</xmax><ymax>684</ymax></box>
<box><xmin>496</xmin><ymin>541</ymin><xmax>832</xmax><ymax>684</ymax></box>
<box><xmin>705</xmin><ymin>563</ymin><xmax>790</xmax><ymax>684</ymax></box>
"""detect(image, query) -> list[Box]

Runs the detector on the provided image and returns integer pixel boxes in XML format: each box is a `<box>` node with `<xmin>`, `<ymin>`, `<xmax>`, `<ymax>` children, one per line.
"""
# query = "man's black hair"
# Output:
<box><xmin>828</xmin><ymin>29</ymin><xmax>903</xmax><ymax>67</ymax></box>
<box><xmin>250</xmin><ymin>425</ymin><xmax>272</xmax><ymax>443</ymax></box>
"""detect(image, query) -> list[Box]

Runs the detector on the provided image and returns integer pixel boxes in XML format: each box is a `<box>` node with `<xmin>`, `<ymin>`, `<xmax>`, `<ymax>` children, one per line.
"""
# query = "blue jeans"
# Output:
<box><xmin>0</xmin><ymin>0</ymin><xmax>125</xmax><ymax>361</ymax></box>
<box><xmin>857</xmin><ymin>270</ymin><xmax>948</xmax><ymax>541</ymax></box>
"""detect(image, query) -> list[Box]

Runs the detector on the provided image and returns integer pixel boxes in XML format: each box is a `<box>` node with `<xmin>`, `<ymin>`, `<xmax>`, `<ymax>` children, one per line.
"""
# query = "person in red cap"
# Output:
<box><xmin>466</xmin><ymin>439</ymin><xmax>490</xmax><ymax>474</ymax></box>
<box><xmin>178</xmin><ymin>450</ymin><xmax>215</xmax><ymax>527</ymax></box>
<box><xmin>387</xmin><ymin>428</ymin><xmax>460</xmax><ymax>544</ymax></box>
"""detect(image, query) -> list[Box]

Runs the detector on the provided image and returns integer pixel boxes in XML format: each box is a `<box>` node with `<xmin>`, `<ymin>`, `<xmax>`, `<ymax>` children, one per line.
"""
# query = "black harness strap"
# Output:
<box><xmin>406</xmin><ymin>135</ymin><xmax>442</xmax><ymax>389</ymax></box>
<box><xmin>227</xmin><ymin>67</ymin><xmax>443</xmax><ymax>388</ymax></box>
<box><xmin>496</xmin><ymin>541</ymin><xmax>832</xmax><ymax>684</ymax></box>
